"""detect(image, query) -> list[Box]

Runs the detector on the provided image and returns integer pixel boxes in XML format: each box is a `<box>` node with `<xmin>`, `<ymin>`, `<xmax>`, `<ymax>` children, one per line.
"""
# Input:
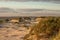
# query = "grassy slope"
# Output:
<box><xmin>24</xmin><ymin>17</ymin><xmax>60</xmax><ymax>40</ymax></box>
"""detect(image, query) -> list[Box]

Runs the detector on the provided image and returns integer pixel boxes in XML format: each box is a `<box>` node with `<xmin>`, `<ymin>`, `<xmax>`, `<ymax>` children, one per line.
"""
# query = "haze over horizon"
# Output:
<box><xmin>0</xmin><ymin>0</ymin><xmax>60</xmax><ymax>10</ymax></box>
<box><xmin>0</xmin><ymin>0</ymin><xmax>59</xmax><ymax>16</ymax></box>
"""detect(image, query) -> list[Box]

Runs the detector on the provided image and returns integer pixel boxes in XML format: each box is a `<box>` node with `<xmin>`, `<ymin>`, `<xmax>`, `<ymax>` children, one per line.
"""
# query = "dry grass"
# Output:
<box><xmin>24</xmin><ymin>17</ymin><xmax>60</xmax><ymax>40</ymax></box>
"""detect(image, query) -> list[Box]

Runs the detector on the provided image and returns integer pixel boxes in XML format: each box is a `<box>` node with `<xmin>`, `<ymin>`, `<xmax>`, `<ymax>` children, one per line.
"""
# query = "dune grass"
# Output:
<box><xmin>24</xmin><ymin>17</ymin><xmax>60</xmax><ymax>40</ymax></box>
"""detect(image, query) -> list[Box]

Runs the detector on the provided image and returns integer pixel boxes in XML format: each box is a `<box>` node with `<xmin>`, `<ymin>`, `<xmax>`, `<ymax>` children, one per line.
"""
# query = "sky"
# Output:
<box><xmin>0</xmin><ymin>0</ymin><xmax>60</xmax><ymax>10</ymax></box>
<box><xmin>0</xmin><ymin>0</ymin><xmax>60</xmax><ymax>2</ymax></box>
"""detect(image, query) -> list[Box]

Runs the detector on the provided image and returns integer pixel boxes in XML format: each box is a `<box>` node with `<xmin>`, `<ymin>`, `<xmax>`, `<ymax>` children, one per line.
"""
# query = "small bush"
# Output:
<box><xmin>0</xmin><ymin>20</ymin><xmax>4</xmax><ymax>24</ymax></box>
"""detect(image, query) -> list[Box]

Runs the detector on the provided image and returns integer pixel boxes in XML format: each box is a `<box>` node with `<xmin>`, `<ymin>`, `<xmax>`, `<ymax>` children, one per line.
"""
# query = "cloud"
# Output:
<box><xmin>0</xmin><ymin>0</ymin><xmax>60</xmax><ymax>2</ymax></box>
<box><xmin>0</xmin><ymin>0</ymin><xmax>60</xmax><ymax>4</ymax></box>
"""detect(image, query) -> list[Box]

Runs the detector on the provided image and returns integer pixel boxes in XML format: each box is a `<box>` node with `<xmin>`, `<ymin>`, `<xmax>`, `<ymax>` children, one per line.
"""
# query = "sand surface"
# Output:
<box><xmin>0</xmin><ymin>23</ymin><xmax>30</xmax><ymax>40</ymax></box>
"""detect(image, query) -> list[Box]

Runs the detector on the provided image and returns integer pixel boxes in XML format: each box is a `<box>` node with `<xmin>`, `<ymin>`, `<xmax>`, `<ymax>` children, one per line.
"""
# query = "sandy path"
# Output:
<box><xmin>0</xmin><ymin>23</ymin><xmax>30</xmax><ymax>40</ymax></box>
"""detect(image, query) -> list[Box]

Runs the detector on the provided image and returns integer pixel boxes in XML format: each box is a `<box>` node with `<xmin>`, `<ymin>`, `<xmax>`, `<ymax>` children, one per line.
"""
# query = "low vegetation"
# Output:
<box><xmin>24</xmin><ymin>17</ymin><xmax>60</xmax><ymax>40</ymax></box>
<box><xmin>0</xmin><ymin>20</ymin><xmax>4</xmax><ymax>24</ymax></box>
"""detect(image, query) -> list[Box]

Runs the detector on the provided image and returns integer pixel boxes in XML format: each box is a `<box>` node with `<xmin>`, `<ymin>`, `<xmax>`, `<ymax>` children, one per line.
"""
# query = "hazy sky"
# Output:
<box><xmin>0</xmin><ymin>0</ymin><xmax>60</xmax><ymax>2</ymax></box>
<box><xmin>0</xmin><ymin>1</ymin><xmax>60</xmax><ymax>10</ymax></box>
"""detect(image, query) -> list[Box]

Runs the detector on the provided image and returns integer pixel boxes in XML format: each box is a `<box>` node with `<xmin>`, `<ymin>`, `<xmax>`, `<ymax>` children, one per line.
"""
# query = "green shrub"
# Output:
<box><xmin>0</xmin><ymin>20</ymin><xmax>4</xmax><ymax>24</ymax></box>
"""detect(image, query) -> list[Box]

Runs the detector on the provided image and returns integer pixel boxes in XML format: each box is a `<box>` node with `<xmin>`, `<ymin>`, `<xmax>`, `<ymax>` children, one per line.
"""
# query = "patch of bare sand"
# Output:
<box><xmin>0</xmin><ymin>27</ymin><xmax>30</xmax><ymax>40</ymax></box>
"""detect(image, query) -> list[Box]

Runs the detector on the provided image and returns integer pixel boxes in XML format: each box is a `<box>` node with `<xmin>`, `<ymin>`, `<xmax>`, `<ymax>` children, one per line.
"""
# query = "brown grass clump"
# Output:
<box><xmin>24</xmin><ymin>17</ymin><xmax>60</xmax><ymax>40</ymax></box>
